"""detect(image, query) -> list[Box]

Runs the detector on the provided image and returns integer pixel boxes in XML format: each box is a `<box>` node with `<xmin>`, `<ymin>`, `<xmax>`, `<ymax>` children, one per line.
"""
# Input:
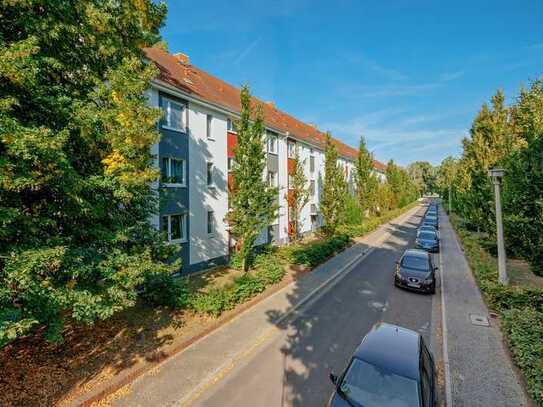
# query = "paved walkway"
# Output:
<box><xmin>112</xmin><ymin>206</ymin><xmax>421</xmax><ymax>406</ymax></box>
<box><xmin>439</xmin><ymin>209</ymin><xmax>529</xmax><ymax>406</ymax></box>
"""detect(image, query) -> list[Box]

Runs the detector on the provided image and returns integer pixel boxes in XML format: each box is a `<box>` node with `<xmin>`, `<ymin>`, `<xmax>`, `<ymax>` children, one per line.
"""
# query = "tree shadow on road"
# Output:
<box><xmin>265</xmin><ymin>207</ymin><xmax>427</xmax><ymax>406</ymax></box>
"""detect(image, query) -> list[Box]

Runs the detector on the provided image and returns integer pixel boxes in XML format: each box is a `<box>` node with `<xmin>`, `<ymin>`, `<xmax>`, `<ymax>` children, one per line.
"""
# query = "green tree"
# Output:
<box><xmin>226</xmin><ymin>86</ymin><xmax>278</xmax><ymax>271</ymax></box>
<box><xmin>0</xmin><ymin>0</ymin><xmax>177</xmax><ymax>346</ymax></box>
<box><xmin>457</xmin><ymin>90</ymin><xmax>518</xmax><ymax>232</ymax></box>
<box><xmin>502</xmin><ymin>80</ymin><xmax>543</xmax><ymax>272</ymax></box>
<box><xmin>355</xmin><ymin>136</ymin><xmax>378</xmax><ymax>216</ymax></box>
<box><xmin>287</xmin><ymin>150</ymin><xmax>311</xmax><ymax>241</ymax></box>
<box><xmin>321</xmin><ymin>133</ymin><xmax>348</xmax><ymax>235</ymax></box>
<box><xmin>407</xmin><ymin>161</ymin><xmax>436</xmax><ymax>196</ymax></box>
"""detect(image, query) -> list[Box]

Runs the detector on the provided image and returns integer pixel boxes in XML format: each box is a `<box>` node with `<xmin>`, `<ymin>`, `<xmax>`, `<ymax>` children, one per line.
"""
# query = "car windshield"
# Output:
<box><xmin>340</xmin><ymin>358</ymin><xmax>420</xmax><ymax>407</ymax></box>
<box><xmin>418</xmin><ymin>232</ymin><xmax>436</xmax><ymax>241</ymax></box>
<box><xmin>401</xmin><ymin>255</ymin><xmax>429</xmax><ymax>271</ymax></box>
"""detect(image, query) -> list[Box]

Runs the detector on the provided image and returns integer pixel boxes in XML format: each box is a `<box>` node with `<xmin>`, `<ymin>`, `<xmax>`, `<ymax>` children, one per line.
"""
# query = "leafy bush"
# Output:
<box><xmin>182</xmin><ymin>252</ymin><xmax>285</xmax><ymax>317</ymax></box>
<box><xmin>502</xmin><ymin>307</ymin><xmax>543</xmax><ymax>403</ymax></box>
<box><xmin>285</xmin><ymin>234</ymin><xmax>351</xmax><ymax>267</ymax></box>
<box><xmin>188</xmin><ymin>287</ymin><xmax>231</xmax><ymax>317</ymax></box>
<box><xmin>140</xmin><ymin>272</ymin><xmax>190</xmax><ymax>308</ymax></box>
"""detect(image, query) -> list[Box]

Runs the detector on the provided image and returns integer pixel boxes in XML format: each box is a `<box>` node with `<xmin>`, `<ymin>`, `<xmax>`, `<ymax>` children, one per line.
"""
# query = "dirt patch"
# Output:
<box><xmin>508</xmin><ymin>258</ymin><xmax>543</xmax><ymax>288</ymax></box>
<box><xmin>1</xmin><ymin>267</ymin><xmax>297</xmax><ymax>407</ymax></box>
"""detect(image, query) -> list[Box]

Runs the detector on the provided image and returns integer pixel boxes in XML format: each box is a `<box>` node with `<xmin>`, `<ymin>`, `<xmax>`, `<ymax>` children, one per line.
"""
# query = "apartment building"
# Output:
<box><xmin>144</xmin><ymin>47</ymin><xmax>386</xmax><ymax>273</ymax></box>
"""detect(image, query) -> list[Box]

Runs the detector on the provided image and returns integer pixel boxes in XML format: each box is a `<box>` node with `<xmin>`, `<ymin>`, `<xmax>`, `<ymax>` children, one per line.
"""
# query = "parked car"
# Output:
<box><xmin>327</xmin><ymin>322</ymin><xmax>437</xmax><ymax>407</ymax></box>
<box><xmin>422</xmin><ymin>215</ymin><xmax>438</xmax><ymax>230</ymax></box>
<box><xmin>416</xmin><ymin>231</ymin><xmax>439</xmax><ymax>253</ymax></box>
<box><xmin>394</xmin><ymin>249</ymin><xmax>437</xmax><ymax>294</ymax></box>
<box><xmin>417</xmin><ymin>225</ymin><xmax>439</xmax><ymax>240</ymax></box>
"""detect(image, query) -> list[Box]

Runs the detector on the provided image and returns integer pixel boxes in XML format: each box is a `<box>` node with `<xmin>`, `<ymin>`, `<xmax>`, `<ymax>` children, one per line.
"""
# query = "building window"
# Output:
<box><xmin>310</xmin><ymin>155</ymin><xmax>315</xmax><ymax>173</ymax></box>
<box><xmin>161</xmin><ymin>97</ymin><xmax>185</xmax><ymax>132</ymax></box>
<box><xmin>310</xmin><ymin>180</ymin><xmax>315</xmax><ymax>196</ymax></box>
<box><xmin>227</xmin><ymin>118</ymin><xmax>235</xmax><ymax>132</ymax></box>
<box><xmin>287</xmin><ymin>141</ymin><xmax>296</xmax><ymax>158</ymax></box>
<box><xmin>206</xmin><ymin>114</ymin><xmax>213</xmax><ymax>139</ymax></box>
<box><xmin>161</xmin><ymin>157</ymin><xmax>186</xmax><ymax>186</ymax></box>
<box><xmin>207</xmin><ymin>210</ymin><xmax>215</xmax><ymax>235</ymax></box>
<box><xmin>268</xmin><ymin>134</ymin><xmax>278</xmax><ymax>154</ymax></box>
<box><xmin>207</xmin><ymin>162</ymin><xmax>213</xmax><ymax>186</ymax></box>
<box><xmin>268</xmin><ymin>171</ymin><xmax>277</xmax><ymax>187</ymax></box>
<box><xmin>162</xmin><ymin>213</ymin><xmax>187</xmax><ymax>243</ymax></box>
<box><xmin>288</xmin><ymin>174</ymin><xmax>294</xmax><ymax>188</ymax></box>
<box><xmin>228</xmin><ymin>157</ymin><xmax>233</xmax><ymax>171</ymax></box>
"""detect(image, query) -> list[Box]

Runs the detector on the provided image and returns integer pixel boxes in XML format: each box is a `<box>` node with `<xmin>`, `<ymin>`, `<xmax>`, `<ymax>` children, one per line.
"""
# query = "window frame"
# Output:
<box><xmin>161</xmin><ymin>96</ymin><xmax>186</xmax><ymax>133</ymax></box>
<box><xmin>161</xmin><ymin>156</ymin><xmax>186</xmax><ymax>187</ymax></box>
<box><xmin>227</xmin><ymin>118</ymin><xmax>236</xmax><ymax>133</ymax></box>
<box><xmin>309</xmin><ymin>155</ymin><xmax>315</xmax><ymax>173</ymax></box>
<box><xmin>268</xmin><ymin>170</ymin><xmax>278</xmax><ymax>187</ymax></box>
<box><xmin>162</xmin><ymin>213</ymin><xmax>188</xmax><ymax>244</ymax></box>
<box><xmin>207</xmin><ymin>162</ymin><xmax>214</xmax><ymax>187</ymax></box>
<box><xmin>207</xmin><ymin>210</ymin><xmax>215</xmax><ymax>236</ymax></box>
<box><xmin>287</xmin><ymin>141</ymin><xmax>296</xmax><ymax>159</ymax></box>
<box><xmin>206</xmin><ymin>114</ymin><xmax>213</xmax><ymax>140</ymax></box>
<box><xmin>268</xmin><ymin>134</ymin><xmax>278</xmax><ymax>154</ymax></box>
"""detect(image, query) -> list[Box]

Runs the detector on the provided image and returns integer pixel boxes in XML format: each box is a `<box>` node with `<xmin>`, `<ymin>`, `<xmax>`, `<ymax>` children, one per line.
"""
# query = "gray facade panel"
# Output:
<box><xmin>158</xmin><ymin>92</ymin><xmax>190</xmax><ymax>273</ymax></box>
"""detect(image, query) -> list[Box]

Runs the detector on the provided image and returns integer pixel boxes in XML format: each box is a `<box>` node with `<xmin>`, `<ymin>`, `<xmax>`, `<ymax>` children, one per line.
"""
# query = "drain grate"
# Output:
<box><xmin>470</xmin><ymin>314</ymin><xmax>490</xmax><ymax>326</ymax></box>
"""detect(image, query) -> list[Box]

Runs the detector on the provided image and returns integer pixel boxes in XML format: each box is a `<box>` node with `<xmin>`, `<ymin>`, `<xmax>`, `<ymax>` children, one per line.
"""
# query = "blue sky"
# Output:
<box><xmin>161</xmin><ymin>0</ymin><xmax>542</xmax><ymax>166</ymax></box>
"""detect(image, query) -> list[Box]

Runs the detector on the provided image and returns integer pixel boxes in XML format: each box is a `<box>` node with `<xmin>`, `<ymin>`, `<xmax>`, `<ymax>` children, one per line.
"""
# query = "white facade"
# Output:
<box><xmin>187</xmin><ymin>101</ymin><xmax>229</xmax><ymax>266</ymax></box>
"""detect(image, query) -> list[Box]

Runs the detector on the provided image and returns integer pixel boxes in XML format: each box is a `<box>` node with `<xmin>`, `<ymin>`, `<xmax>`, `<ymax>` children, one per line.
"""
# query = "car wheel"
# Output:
<box><xmin>429</xmin><ymin>283</ymin><xmax>436</xmax><ymax>295</ymax></box>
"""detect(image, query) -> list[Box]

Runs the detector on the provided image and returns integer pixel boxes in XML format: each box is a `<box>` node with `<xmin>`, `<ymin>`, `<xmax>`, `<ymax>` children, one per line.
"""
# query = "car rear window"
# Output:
<box><xmin>340</xmin><ymin>358</ymin><xmax>420</xmax><ymax>407</ymax></box>
<box><xmin>418</xmin><ymin>232</ymin><xmax>436</xmax><ymax>240</ymax></box>
<box><xmin>401</xmin><ymin>255</ymin><xmax>429</xmax><ymax>271</ymax></box>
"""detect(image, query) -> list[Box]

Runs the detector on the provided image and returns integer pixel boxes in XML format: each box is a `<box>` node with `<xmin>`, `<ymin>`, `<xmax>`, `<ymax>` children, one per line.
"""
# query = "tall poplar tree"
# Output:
<box><xmin>287</xmin><ymin>151</ymin><xmax>311</xmax><ymax>241</ymax></box>
<box><xmin>321</xmin><ymin>133</ymin><xmax>347</xmax><ymax>235</ymax></box>
<box><xmin>0</xmin><ymin>1</ymin><xmax>177</xmax><ymax>345</ymax></box>
<box><xmin>226</xmin><ymin>86</ymin><xmax>278</xmax><ymax>271</ymax></box>
<box><xmin>355</xmin><ymin>136</ymin><xmax>378</xmax><ymax>216</ymax></box>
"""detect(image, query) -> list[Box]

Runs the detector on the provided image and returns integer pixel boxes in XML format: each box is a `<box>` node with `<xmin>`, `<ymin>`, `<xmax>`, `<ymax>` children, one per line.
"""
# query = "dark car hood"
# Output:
<box><xmin>399</xmin><ymin>267</ymin><xmax>432</xmax><ymax>279</ymax></box>
<box><xmin>327</xmin><ymin>392</ymin><xmax>364</xmax><ymax>407</ymax></box>
<box><xmin>417</xmin><ymin>238</ymin><xmax>438</xmax><ymax>245</ymax></box>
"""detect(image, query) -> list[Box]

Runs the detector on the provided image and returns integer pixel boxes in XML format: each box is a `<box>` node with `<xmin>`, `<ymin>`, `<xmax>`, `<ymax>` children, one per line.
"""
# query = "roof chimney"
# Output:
<box><xmin>173</xmin><ymin>52</ymin><xmax>190</xmax><ymax>65</ymax></box>
<box><xmin>266</xmin><ymin>101</ymin><xmax>275</xmax><ymax>109</ymax></box>
<box><xmin>308</xmin><ymin>123</ymin><xmax>317</xmax><ymax>129</ymax></box>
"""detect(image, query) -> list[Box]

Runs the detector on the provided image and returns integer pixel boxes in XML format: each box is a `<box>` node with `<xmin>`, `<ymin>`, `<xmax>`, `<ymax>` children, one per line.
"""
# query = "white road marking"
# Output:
<box><xmin>439</xmin><ymin>210</ymin><xmax>453</xmax><ymax>407</ymax></box>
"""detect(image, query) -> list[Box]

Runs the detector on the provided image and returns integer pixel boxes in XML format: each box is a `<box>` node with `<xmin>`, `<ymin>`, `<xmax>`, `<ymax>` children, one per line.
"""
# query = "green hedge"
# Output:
<box><xmin>281</xmin><ymin>234</ymin><xmax>351</xmax><ymax>268</ymax></box>
<box><xmin>450</xmin><ymin>213</ymin><xmax>543</xmax><ymax>405</ymax></box>
<box><xmin>184</xmin><ymin>252</ymin><xmax>286</xmax><ymax>317</ymax></box>
<box><xmin>338</xmin><ymin>201</ymin><xmax>418</xmax><ymax>238</ymax></box>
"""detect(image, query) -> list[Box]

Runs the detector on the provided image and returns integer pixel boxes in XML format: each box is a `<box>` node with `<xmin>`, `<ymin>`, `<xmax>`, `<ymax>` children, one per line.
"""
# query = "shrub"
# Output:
<box><xmin>286</xmin><ymin>234</ymin><xmax>351</xmax><ymax>267</ymax></box>
<box><xmin>141</xmin><ymin>272</ymin><xmax>189</xmax><ymax>308</ymax></box>
<box><xmin>188</xmin><ymin>286</ymin><xmax>231</xmax><ymax>317</ymax></box>
<box><xmin>502</xmin><ymin>307</ymin><xmax>543</xmax><ymax>403</ymax></box>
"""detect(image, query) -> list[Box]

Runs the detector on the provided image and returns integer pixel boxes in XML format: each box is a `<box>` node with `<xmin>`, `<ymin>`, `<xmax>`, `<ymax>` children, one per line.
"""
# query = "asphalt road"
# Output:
<box><xmin>191</xmin><ymin>207</ymin><xmax>438</xmax><ymax>407</ymax></box>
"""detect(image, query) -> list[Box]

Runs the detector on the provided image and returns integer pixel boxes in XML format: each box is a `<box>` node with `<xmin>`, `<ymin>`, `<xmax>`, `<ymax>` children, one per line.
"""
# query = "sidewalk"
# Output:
<box><xmin>103</xmin><ymin>206</ymin><xmax>421</xmax><ymax>407</ymax></box>
<box><xmin>439</xmin><ymin>209</ymin><xmax>529</xmax><ymax>406</ymax></box>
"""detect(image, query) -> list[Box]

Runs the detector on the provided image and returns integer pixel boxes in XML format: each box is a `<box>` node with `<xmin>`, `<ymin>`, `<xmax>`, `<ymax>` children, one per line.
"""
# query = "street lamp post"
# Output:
<box><xmin>488</xmin><ymin>168</ymin><xmax>508</xmax><ymax>285</ymax></box>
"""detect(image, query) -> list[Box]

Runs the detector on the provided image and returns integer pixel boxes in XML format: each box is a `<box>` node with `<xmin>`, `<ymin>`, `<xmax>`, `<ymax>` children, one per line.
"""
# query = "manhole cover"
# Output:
<box><xmin>470</xmin><ymin>314</ymin><xmax>490</xmax><ymax>326</ymax></box>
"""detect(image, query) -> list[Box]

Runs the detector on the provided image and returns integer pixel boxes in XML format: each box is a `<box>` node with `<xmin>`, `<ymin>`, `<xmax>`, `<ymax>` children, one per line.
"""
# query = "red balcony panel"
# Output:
<box><xmin>227</xmin><ymin>131</ymin><xmax>238</xmax><ymax>158</ymax></box>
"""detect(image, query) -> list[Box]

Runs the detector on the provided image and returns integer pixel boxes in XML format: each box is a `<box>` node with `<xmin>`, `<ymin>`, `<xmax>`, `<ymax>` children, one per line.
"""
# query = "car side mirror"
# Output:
<box><xmin>435</xmin><ymin>266</ymin><xmax>439</xmax><ymax>271</ymax></box>
<box><xmin>329</xmin><ymin>372</ymin><xmax>338</xmax><ymax>385</ymax></box>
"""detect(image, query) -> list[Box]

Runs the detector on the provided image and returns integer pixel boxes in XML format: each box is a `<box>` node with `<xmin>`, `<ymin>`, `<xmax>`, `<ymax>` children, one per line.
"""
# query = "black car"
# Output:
<box><xmin>416</xmin><ymin>231</ymin><xmax>439</xmax><ymax>253</ymax></box>
<box><xmin>417</xmin><ymin>225</ymin><xmax>439</xmax><ymax>240</ymax></box>
<box><xmin>327</xmin><ymin>323</ymin><xmax>437</xmax><ymax>407</ymax></box>
<box><xmin>394</xmin><ymin>249</ymin><xmax>437</xmax><ymax>294</ymax></box>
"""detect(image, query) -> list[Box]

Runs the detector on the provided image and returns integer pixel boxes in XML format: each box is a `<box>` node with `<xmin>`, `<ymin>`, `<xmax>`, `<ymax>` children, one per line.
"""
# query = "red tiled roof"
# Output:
<box><xmin>144</xmin><ymin>47</ymin><xmax>386</xmax><ymax>171</ymax></box>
